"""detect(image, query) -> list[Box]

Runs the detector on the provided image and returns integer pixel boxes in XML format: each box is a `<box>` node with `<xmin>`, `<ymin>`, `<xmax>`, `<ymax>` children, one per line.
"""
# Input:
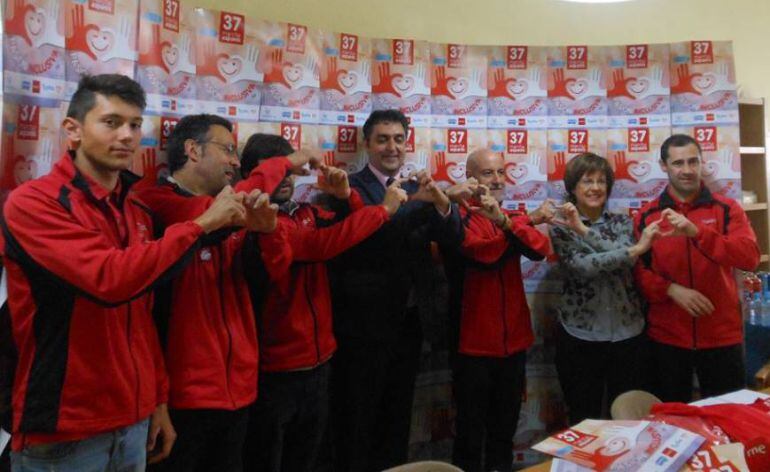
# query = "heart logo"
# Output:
<box><xmin>161</xmin><ymin>43</ymin><xmax>179</xmax><ymax>69</ymax></box>
<box><xmin>392</xmin><ymin>74</ymin><xmax>415</xmax><ymax>96</ymax></box>
<box><xmin>447</xmin><ymin>77</ymin><xmax>469</xmax><ymax>99</ymax></box>
<box><xmin>506</xmin><ymin>78</ymin><xmax>528</xmax><ymax>98</ymax></box>
<box><xmin>693</xmin><ymin>73</ymin><xmax>716</xmax><ymax>94</ymax></box>
<box><xmin>86</xmin><ymin>27</ymin><xmax>115</xmax><ymax>57</ymax></box>
<box><xmin>702</xmin><ymin>160</ymin><xmax>719</xmax><ymax>177</ymax></box>
<box><xmin>627</xmin><ymin>78</ymin><xmax>649</xmax><ymax>98</ymax></box>
<box><xmin>448</xmin><ymin>162</ymin><xmax>466</xmax><ymax>183</ymax></box>
<box><xmin>13</xmin><ymin>157</ymin><xmax>37</xmax><ymax>186</ymax></box>
<box><xmin>628</xmin><ymin>161</ymin><xmax>651</xmax><ymax>180</ymax></box>
<box><xmin>282</xmin><ymin>64</ymin><xmax>304</xmax><ymax>86</ymax></box>
<box><xmin>217</xmin><ymin>55</ymin><xmax>243</xmax><ymax>79</ymax></box>
<box><xmin>567</xmin><ymin>78</ymin><xmax>589</xmax><ymax>98</ymax></box>
<box><xmin>338</xmin><ymin>71</ymin><xmax>358</xmax><ymax>93</ymax></box>
<box><xmin>505</xmin><ymin>162</ymin><xmax>528</xmax><ymax>184</ymax></box>
<box><xmin>24</xmin><ymin>9</ymin><xmax>45</xmax><ymax>41</ymax></box>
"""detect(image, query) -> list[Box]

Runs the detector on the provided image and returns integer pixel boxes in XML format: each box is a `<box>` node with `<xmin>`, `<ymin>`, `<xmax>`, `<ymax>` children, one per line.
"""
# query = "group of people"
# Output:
<box><xmin>0</xmin><ymin>73</ymin><xmax>760</xmax><ymax>472</ymax></box>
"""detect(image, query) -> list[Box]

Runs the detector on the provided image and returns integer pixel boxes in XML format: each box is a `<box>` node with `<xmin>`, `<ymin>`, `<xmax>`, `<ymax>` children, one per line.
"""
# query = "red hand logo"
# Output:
<box><xmin>612</xmin><ymin>151</ymin><xmax>640</xmax><ymax>182</ymax></box>
<box><xmin>371</xmin><ymin>62</ymin><xmax>402</xmax><ymax>96</ymax></box>
<box><xmin>263</xmin><ymin>48</ymin><xmax>291</xmax><ymax>87</ymax></box>
<box><xmin>320</xmin><ymin>56</ymin><xmax>346</xmax><ymax>93</ymax></box>
<box><xmin>431</xmin><ymin>66</ymin><xmax>456</xmax><ymax>99</ymax></box>
<box><xmin>4</xmin><ymin>0</ymin><xmax>35</xmax><ymax>46</ymax></box>
<box><xmin>670</xmin><ymin>64</ymin><xmax>702</xmax><ymax>95</ymax></box>
<box><xmin>135</xmin><ymin>148</ymin><xmax>158</xmax><ymax>190</ymax></box>
<box><xmin>195</xmin><ymin>38</ymin><xmax>226</xmax><ymax>82</ymax></box>
<box><xmin>431</xmin><ymin>151</ymin><xmax>457</xmax><ymax>183</ymax></box>
<box><xmin>607</xmin><ymin>69</ymin><xmax>636</xmax><ymax>99</ymax></box>
<box><xmin>65</xmin><ymin>3</ymin><xmax>98</xmax><ymax>60</ymax></box>
<box><xmin>138</xmin><ymin>23</ymin><xmax>169</xmax><ymax>73</ymax></box>
<box><xmin>570</xmin><ymin>447</ymin><xmax>630</xmax><ymax>470</ymax></box>
<box><xmin>548</xmin><ymin>152</ymin><xmax>567</xmax><ymax>182</ymax></box>
<box><xmin>322</xmin><ymin>151</ymin><xmax>346</xmax><ymax>169</ymax></box>
<box><xmin>548</xmin><ymin>68</ymin><xmax>576</xmax><ymax>100</ymax></box>
<box><xmin>489</xmin><ymin>68</ymin><xmax>515</xmax><ymax>100</ymax></box>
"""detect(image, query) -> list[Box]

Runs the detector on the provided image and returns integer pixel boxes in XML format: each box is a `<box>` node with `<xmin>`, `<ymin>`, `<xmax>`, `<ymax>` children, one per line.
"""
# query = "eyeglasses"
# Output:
<box><xmin>198</xmin><ymin>140</ymin><xmax>238</xmax><ymax>157</ymax></box>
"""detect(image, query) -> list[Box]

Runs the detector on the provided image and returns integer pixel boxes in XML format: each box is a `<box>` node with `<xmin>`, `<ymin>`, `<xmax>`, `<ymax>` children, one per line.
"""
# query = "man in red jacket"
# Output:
<box><xmin>634</xmin><ymin>134</ymin><xmax>760</xmax><ymax>402</ymax></box>
<box><xmin>1</xmin><ymin>75</ymin><xmax>245</xmax><ymax>471</ymax></box>
<box><xmin>137</xmin><ymin>115</ymin><xmax>317</xmax><ymax>472</ymax></box>
<box><xmin>444</xmin><ymin>148</ymin><xmax>553</xmax><ymax>472</ymax></box>
<box><xmin>239</xmin><ymin>134</ymin><xmax>407</xmax><ymax>472</ymax></box>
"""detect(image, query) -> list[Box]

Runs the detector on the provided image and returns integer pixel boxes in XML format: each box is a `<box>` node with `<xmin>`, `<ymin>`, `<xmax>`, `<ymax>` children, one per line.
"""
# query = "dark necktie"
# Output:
<box><xmin>386</xmin><ymin>177</ymin><xmax>395</xmax><ymax>187</ymax></box>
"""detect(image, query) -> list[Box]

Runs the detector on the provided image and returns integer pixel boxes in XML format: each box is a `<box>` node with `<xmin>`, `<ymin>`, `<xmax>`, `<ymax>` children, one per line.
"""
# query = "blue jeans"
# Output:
<box><xmin>11</xmin><ymin>418</ymin><xmax>150</xmax><ymax>472</ymax></box>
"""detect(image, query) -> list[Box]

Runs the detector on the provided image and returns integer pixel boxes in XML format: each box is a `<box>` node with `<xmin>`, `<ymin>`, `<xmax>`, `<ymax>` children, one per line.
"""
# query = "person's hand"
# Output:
<box><xmin>286</xmin><ymin>149</ymin><xmax>322</xmax><ymax>175</ymax></box>
<box><xmin>628</xmin><ymin>218</ymin><xmax>663</xmax><ymax>258</ymax></box>
<box><xmin>406</xmin><ymin>170</ymin><xmax>451</xmax><ymax>214</ymax></box>
<box><xmin>242</xmin><ymin>189</ymin><xmax>279</xmax><ymax>233</ymax></box>
<box><xmin>445</xmin><ymin>177</ymin><xmax>479</xmax><ymax>208</ymax></box>
<box><xmin>667</xmin><ymin>283</ymin><xmax>715</xmax><ymax>317</ymax></box>
<box><xmin>472</xmin><ymin>186</ymin><xmax>507</xmax><ymax>227</ymax></box>
<box><xmin>316</xmin><ymin>164</ymin><xmax>350</xmax><ymax>199</ymax></box>
<box><xmin>529</xmin><ymin>199</ymin><xmax>558</xmax><ymax>225</ymax></box>
<box><xmin>660</xmin><ymin>208</ymin><xmax>698</xmax><ymax>238</ymax></box>
<box><xmin>147</xmin><ymin>403</ymin><xmax>176</xmax><ymax>464</ymax></box>
<box><xmin>554</xmin><ymin>202</ymin><xmax>589</xmax><ymax>236</ymax></box>
<box><xmin>381</xmin><ymin>180</ymin><xmax>408</xmax><ymax>216</ymax></box>
<box><xmin>194</xmin><ymin>186</ymin><xmax>246</xmax><ymax>233</ymax></box>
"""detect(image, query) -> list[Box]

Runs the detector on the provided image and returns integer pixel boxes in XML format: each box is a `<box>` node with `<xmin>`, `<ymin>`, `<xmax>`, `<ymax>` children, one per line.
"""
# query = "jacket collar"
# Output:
<box><xmin>60</xmin><ymin>151</ymin><xmax>140</xmax><ymax>208</ymax></box>
<box><xmin>659</xmin><ymin>184</ymin><xmax>714</xmax><ymax>210</ymax></box>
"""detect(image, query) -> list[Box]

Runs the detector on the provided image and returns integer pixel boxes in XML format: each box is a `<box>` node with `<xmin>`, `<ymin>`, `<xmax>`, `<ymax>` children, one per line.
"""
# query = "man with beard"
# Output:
<box><xmin>239</xmin><ymin>134</ymin><xmax>408</xmax><ymax>472</ymax></box>
<box><xmin>444</xmin><ymin>148</ymin><xmax>554</xmax><ymax>472</ymax></box>
<box><xmin>635</xmin><ymin>134</ymin><xmax>759</xmax><ymax>402</ymax></box>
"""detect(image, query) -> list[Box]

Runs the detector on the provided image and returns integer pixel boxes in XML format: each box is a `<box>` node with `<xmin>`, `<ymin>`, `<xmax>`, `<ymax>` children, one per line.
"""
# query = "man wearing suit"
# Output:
<box><xmin>330</xmin><ymin>109</ymin><xmax>463</xmax><ymax>471</ymax></box>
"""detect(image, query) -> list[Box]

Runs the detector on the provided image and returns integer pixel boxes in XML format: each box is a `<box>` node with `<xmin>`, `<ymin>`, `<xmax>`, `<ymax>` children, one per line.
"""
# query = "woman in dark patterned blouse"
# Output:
<box><xmin>549</xmin><ymin>152</ymin><xmax>662</xmax><ymax>423</ymax></box>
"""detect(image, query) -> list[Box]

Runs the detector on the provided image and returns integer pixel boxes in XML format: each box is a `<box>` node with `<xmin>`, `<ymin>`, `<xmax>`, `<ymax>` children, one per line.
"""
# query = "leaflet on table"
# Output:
<box><xmin>137</xmin><ymin>0</ymin><xmax>198</xmax><ymax>115</ymax></box>
<box><xmin>235</xmin><ymin>122</ymin><xmax>318</xmax><ymax>199</ymax></box>
<box><xmin>399</xmin><ymin>126</ymin><xmax>431</xmax><ymax>178</ymax></box>
<box><xmin>547</xmin><ymin>128</ymin><xmax>607</xmax><ymax>200</ymax></box>
<box><xmin>63</xmin><ymin>0</ymin><xmax>138</xmax><ymax>98</ymax></box>
<box><xmin>607</xmin><ymin>126</ymin><xmax>670</xmax><ymax>200</ymax></box>
<box><xmin>487</xmin><ymin>128</ymin><xmax>548</xmax><ymax>202</ymax></box>
<box><xmin>430</xmin><ymin>43</ymin><xmax>487</xmax><ymax>129</ymax></box>
<box><xmin>3</xmin><ymin>0</ymin><xmax>67</xmax><ymax>99</ymax></box>
<box><xmin>605</xmin><ymin>43</ymin><xmax>671</xmax><ymax>128</ymax></box>
<box><xmin>430</xmin><ymin>128</ymin><xmax>485</xmax><ymax>189</ymax></box>
<box><xmin>670</xmin><ymin>41</ymin><xmax>738</xmax><ymax>126</ymax></box>
<box><xmin>673</xmin><ymin>124</ymin><xmax>740</xmax><ymax>200</ymax></box>
<box><xmin>1</xmin><ymin>97</ymin><xmax>64</xmax><ymax>198</ymax></box>
<box><xmin>547</xmin><ymin>46</ymin><xmax>608</xmax><ymax>129</ymax></box>
<box><xmin>319</xmin><ymin>31</ymin><xmax>372</xmax><ymax>126</ymax></box>
<box><xmin>487</xmin><ymin>45</ymin><xmax>548</xmax><ymax>129</ymax></box>
<box><xmin>533</xmin><ymin>419</ymin><xmax>704</xmax><ymax>472</ymax></box>
<box><xmin>192</xmin><ymin>8</ymin><xmax>265</xmax><ymax>122</ymax></box>
<box><xmin>371</xmin><ymin>38</ymin><xmax>432</xmax><ymax>127</ymax></box>
<box><xmin>258</xmin><ymin>22</ymin><xmax>321</xmax><ymax>124</ymax></box>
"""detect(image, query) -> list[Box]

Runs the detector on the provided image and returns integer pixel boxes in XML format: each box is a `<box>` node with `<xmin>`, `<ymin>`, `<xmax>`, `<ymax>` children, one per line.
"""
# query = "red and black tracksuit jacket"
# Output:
<box><xmin>246</xmin><ymin>192</ymin><xmax>390</xmax><ymax>372</ymax></box>
<box><xmin>135</xmin><ymin>157</ymin><xmax>293</xmax><ymax>410</ymax></box>
<box><xmin>634</xmin><ymin>186</ymin><xmax>760</xmax><ymax>349</ymax></box>
<box><xmin>444</xmin><ymin>207</ymin><xmax>551</xmax><ymax>357</ymax></box>
<box><xmin>2</xmin><ymin>153</ymin><xmax>204</xmax><ymax>450</ymax></box>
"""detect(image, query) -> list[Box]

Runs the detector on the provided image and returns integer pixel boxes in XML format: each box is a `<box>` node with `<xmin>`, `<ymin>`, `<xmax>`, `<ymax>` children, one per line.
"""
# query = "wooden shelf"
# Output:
<box><xmin>741</xmin><ymin>146</ymin><xmax>766</xmax><ymax>155</ymax></box>
<box><xmin>743</xmin><ymin>203</ymin><xmax>769</xmax><ymax>212</ymax></box>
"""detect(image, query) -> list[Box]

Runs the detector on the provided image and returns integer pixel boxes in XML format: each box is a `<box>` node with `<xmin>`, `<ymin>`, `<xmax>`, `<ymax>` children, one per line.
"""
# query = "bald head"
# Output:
<box><xmin>466</xmin><ymin>148</ymin><xmax>506</xmax><ymax>201</ymax></box>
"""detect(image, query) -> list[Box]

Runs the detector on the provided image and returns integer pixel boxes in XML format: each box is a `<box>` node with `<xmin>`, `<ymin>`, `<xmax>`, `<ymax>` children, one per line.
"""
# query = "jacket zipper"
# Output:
<box><xmin>304</xmin><ymin>269</ymin><xmax>322</xmax><ymax>365</ymax></box>
<box><xmin>217</xmin><ymin>249</ymin><xmax>236</xmax><ymax>407</ymax></box>
<box><xmin>685</xmin><ymin>217</ymin><xmax>696</xmax><ymax>350</ymax></box>
<box><xmin>498</xmin><ymin>270</ymin><xmax>508</xmax><ymax>355</ymax></box>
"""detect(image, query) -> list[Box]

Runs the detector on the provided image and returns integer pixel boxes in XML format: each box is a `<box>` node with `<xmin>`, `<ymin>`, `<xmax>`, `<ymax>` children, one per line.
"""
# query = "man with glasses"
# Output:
<box><xmin>635</xmin><ymin>134</ymin><xmax>760</xmax><ymax>402</ymax></box>
<box><xmin>136</xmin><ymin>114</ymin><xmax>319</xmax><ymax>471</ymax></box>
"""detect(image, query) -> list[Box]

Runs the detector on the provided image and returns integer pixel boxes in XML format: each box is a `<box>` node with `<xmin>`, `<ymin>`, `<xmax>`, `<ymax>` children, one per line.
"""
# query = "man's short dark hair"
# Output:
<box><xmin>66</xmin><ymin>74</ymin><xmax>146</xmax><ymax>122</ymax></box>
<box><xmin>362</xmin><ymin>109</ymin><xmax>409</xmax><ymax>141</ymax></box>
<box><xmin>661</xmin><ymin>134</ymin><xmax>702</xmax><ymax>163</ymax></box>
<box><xmin>240</xmin><ymin>134</ymin><xmax>295</xmax><ymax>177</ymax></box>
<box><xmin>563</xmin><ymin>152</ymin><xmax>614</xmax><ymax>204</ymax></box>
<box><xmin>166</xmin><ymin>114</ymin><xmax>233</xmax><ymax>174</ymax></box>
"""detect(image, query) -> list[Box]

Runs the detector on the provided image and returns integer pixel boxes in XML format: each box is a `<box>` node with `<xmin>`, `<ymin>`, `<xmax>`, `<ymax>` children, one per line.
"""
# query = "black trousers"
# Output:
<box><xmin>331</xmin><ymin>314</ymin><xmax>422</xmax><ymax>472</ymax></box>
<box><xmin>651</xmin><ymin>341</ymin><xmax>745</xmax><ymax>403</ymax></box>
<box><xmin>554</xmin><ymin>327</ymin><xmax>651</xmax><ymax>424</ymax></box>
<box><xmin>148</xmin><ymin>406</ymin><xmax>249</xmax><ymax>472</ymax></box>
<box><xmin>451</xmin><ymin>351</ymin><xmax>526</xmax><ymax>472</ymax></box>
<box><xmin>243</xmin><ymin>362</ymin><xmax>330</xmax><ymax>472</ymax></box>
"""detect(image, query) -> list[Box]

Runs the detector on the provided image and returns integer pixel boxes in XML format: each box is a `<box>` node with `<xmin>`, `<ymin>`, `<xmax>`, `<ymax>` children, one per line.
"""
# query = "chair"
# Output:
<box><xmin>382</xmin><ymin>461</ymin><xmax>464</xmax><ymax>472</ymax></box>
<box><xmin>610</xmin><ymin>390</ymin><xmax>662</xmax><ymax>420</ymax></box>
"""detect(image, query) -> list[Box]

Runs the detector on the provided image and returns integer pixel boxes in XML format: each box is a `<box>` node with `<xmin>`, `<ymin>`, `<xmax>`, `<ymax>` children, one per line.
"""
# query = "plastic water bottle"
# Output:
<box><xmin>762</xmin><ymin>291</ymin><xmax>770</xmax><ymax>327</ymax></box>
<box><xmin>749</xmin><ymin>292</ymin><xmax>763</xmax><ymax>325</ymax></box>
